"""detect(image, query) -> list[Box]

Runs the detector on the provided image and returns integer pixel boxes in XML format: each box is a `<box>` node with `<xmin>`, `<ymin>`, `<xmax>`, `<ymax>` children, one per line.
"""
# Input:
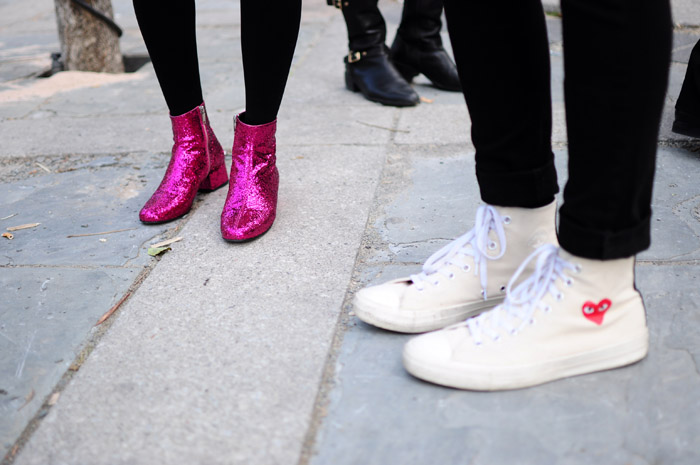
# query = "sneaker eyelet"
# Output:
<box><xmin>493</xmin><ymin>335</ymin><xmax>501</xmax><ymax>342</ymax></box>
<box><xmin>448</xmin><ymin>273</ymin><xmax>455</xmax><ymax>279</ymax></box>
<box><xmin>433</xmin><ymin>281</ymin><xmax>440</xmax><ymax>287</ymax></box>
<box><xmin>510</xmin><ymin>329</ymin><xmax>518</xmax><ymax>336</ymax></box>
<box><xmin>574</xmin><ymin>264</ymin><xmax>583</xmax><ymax>274</ymax></box>
<box><xmin>500</xmin><ymin>285</ymin><xmax>506</xmax><ymax>292</ymax></box>
<box><xmin>556</xmin><ymin>293</ymin><xmax>564</xmax><ymax>301</ymax></box>
<box><xmin>544</xmin><ymin>305</ymin><xmax>552</xmax><ymax>313</ymax></box>
<box><xmin>462</xmin><ymin>265</ymin><xmax>471</xmax><ymax>272</ymax></box>
<box><xmin>503</xmin><ymin>216</ymin><xmax>512</xmax><ymax>225</ymax></box>
<box><xmin>529</xmin><ymin>318</ymin><xmax>536</xmax><ymax>325</ymax></box>
<box><xmin>488</xmin><ymin>241</ymin><xmax>497</xmax><ymax>250</ymax></box>
<box><xmin>565</xmin><ymin>278</ymin><xmax>574</xmax><ymax>287</ymax></box>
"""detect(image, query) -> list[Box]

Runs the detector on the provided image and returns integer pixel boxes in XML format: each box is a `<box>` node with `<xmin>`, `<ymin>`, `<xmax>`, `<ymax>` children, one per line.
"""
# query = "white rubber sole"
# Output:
<box><xmin>403</xmin><ymin>331</ymin><xmax>649</xmax><ymax>391</ymax></box>
<box><xmin>353</xmin><ymin>294</ymin><xmax>503</xmax><ymax>334</ymax></box>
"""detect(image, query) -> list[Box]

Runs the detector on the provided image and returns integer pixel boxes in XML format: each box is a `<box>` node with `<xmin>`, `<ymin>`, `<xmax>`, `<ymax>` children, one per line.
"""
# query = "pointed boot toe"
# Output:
<box><xmin>221</xmin><ymin>114</ymin><xmax>279</xmax><ymax>242</ymax></box>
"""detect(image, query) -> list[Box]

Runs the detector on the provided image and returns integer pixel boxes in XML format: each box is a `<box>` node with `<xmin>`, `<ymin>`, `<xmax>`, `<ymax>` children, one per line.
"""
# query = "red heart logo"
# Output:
<box><xmin>581</xmin><ymin>299</ymin><xmax>611</xmax><ymax>325</ymax></box>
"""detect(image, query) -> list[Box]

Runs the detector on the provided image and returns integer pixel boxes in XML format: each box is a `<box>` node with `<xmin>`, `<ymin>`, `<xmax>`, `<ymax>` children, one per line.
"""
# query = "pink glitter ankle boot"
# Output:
<box><xmin>139</xmin><ymin>103</ymin><xmax>228</xmax><ymax>224</ymax></box>
<box><xmin>220</xmin><ymin>113</ymin><xmax>279</xmax><ymax>241</ymax></box>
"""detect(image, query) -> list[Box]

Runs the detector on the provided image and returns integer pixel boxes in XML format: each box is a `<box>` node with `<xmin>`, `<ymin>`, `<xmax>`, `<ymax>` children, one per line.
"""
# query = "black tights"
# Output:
<box><xmin>133</xmin><ymin>0</ymin><xmax>301</xmax><ymax>125</ymax></box>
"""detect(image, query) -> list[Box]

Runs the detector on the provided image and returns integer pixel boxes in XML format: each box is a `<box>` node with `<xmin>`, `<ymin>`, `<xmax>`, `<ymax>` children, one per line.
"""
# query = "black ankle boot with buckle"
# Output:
<box><xmin>345</xmin><ymin>46</ymin><xmax>420</xmax><ymax>107</ymax></box>
<box><xmin>389</xmin><ymin>0</ymin><xmax>461</xmax><ymax>92</ymax></box>
<box><xmin>337</xmin><ymin>0</ymin><xmax>420</xmax><ymax>107</ymax></box>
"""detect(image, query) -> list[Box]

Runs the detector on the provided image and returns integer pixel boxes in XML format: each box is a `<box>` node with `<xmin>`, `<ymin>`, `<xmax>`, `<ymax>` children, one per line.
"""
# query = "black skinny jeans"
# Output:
<box><xmin>443</xmin><ymin>0</ymin><xmax>672</xmax><ymax>259</ymax></box>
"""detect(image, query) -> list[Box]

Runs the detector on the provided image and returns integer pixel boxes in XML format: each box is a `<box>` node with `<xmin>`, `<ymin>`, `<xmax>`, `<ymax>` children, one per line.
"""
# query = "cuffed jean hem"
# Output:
<box><xmin>477</xmin><ymin>156</ymin><xmax>559</xmax><ymax>208</ymax></box>
<box><xmin>558</xmin><ymin>212</ymin><xmax>651</xmax><ymax>260</ymax></box>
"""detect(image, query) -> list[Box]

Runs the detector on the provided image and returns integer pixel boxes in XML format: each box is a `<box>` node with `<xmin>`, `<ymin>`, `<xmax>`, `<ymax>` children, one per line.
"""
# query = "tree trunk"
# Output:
<box><xmin>54</xmin><ymin>0</ymin><xmax>124</xmax><ymax>73</ymax></box>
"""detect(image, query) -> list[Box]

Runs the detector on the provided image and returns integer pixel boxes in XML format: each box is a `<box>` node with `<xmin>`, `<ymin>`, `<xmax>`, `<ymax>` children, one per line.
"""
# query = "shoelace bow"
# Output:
<box><xmin>466</xmin><ymin>243</ymin><xmax>578</xmax><ymax>345</ymax></box>
<box><xmin>409</xmin><ymin>205</ymin><xmax>508</xmax><ymax>297</ymax></box>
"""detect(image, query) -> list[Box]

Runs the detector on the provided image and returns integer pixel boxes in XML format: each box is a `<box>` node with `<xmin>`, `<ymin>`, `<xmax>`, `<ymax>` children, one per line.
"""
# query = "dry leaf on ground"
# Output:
<box><xmin>95</xmin><ymin>292</ymin><xmax>131</xmax><ymax>326</ymax></box>
<box><xmin>17</xmin><ymin>389</ymin><xmax>35</xmax><ymax>411</ymax></box>
<box><xmin>67</xmin><ymin>227</ymin><xmax>135</xmax><ymax>238</ymax></box>
<box><xmin>148</xmin><ymin>246</ymin><xmax>171</xmax><ymax>256</ymax></box>
<box><xmin>35</xmin><ymin>162</ymin><xmax>51</xmax><ymax>173</ymax></box>
<box><xmin>7</xmin><ymin>223</ymin><xmax>41</xmax><ymax>232</ymax></box>
<box><xmin>150</xmin><ymin>236</ymin><xmax>183</xmax><ymax>248</ymax></box>
<box><xmin>48</xmin><ymin>392</ymin><xmax>60</xmax><ymax>406</ymax></box>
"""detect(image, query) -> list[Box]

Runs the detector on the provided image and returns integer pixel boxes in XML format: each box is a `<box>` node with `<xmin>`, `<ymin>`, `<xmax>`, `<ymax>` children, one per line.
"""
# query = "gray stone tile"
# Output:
<box><xmin>362</xmin><ymin>146</ymin><xmax>569</xmax><ymax>265</ymax></box>
<box><xmin>673</xmin><ymin>30</ymin><xmax>699</xmax><ymax>64</ymax></box>
<box><xmin>394</xmin><ymin>104</ymin><xmax>472</xmax><ymax>146</ymax></box>
<box><xmin>641</xmin><ymin>147</ymin><xmax>700</xmax><ymax>262</ymax></box>
<box><xmin>0</xmin><ymin>267</ymin><xmax>139</xmax><ymax>457</ymax></box>
<box><xmin>0</xmin><ymin>100</ymin><xmax>42</xmax><ymax>120</ymax></box>
<box><xmin>36</xmin><ymin>71</ymin><xmax>165</xmax><ymax>117</ymax></box>
<box><xmin>14</xmin><ymin>145</ymin><xmax>385</xmax><ymax>465</ymax></box>
<box><xmin>671</xmin><ymin>0</ymin><xmax>700</xmax><ymax>26</ymax></box>
<box><xmin>0</xmin><ymin>157</ymin><xmax>176</xmax><ymax>267</ymax></box>
<box><xmin>0</xmin><ymin>114</ymin><xmax>171</xmax><ymax>158</ymax></box>
<box><xmin>277</xmin><ymin>104</ymin><xmax>396</xmax><ymax>146</ymax></box>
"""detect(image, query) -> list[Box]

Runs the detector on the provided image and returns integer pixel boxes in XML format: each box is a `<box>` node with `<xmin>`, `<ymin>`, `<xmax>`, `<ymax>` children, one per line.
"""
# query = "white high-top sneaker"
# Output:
<box><xmin>353</xmin><ymin>201</ymin><xmax>558</xmax><ymax>333</ymax></box>
<box><xmin>402</xmin><ymin>244</ymin><xmax>649</xmax><ymax>391</ymax></box>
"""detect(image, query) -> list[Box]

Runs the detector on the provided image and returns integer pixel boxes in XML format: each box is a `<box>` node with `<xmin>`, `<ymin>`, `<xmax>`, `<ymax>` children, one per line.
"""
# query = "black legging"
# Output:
<box><xmin>443</xmin><ymin>0</ymin><xmax>672</xmax><ymax>259</ymax></box>
<box><xmin>133</xmin><ymin>0</ymin><xmax>301</xmax><ymax>125</ymax></box>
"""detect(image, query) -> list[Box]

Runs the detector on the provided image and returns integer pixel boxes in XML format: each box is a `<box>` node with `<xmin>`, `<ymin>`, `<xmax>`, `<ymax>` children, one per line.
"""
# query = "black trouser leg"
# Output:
<box><xmin>396</xmin><ymin>0</ymin><xmax>443</xmax><ymax>51</ymax></box>
<box><xmin>558</xmin><ymin>0</ymin><xmax>671</xmax><ymax>259</ymax></box>
<box><xmin>133</xmin><ymin>0</ymin><xmax>203</xmax><ymax>116</ymax></box>
<box><xmin>675</xmin><ymin>39</ymin><xmax>700</xmax><ymax>117</ymax></box>
<box><xmin>443</xmin><ymin>0</ymin><xmax>671</xmax><ymax>259</ymax></box>
<box><xmin>443</xmin><ymin>0</ymin><xmax>557</xmax><ymax>209</ymax></box>
<box><xmin>342</xmin><ymin>0</ymin><xmax>386</xmax><ymax>51</ymax></box>
<box><xmin>241</xmin><ymin>0</ymin><xmax>302</xmax><ymax>125</ymax></box>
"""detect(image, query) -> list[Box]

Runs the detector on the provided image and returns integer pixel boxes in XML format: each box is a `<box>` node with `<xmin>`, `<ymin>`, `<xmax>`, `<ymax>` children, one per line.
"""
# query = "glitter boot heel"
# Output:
<box><xmin>220</xmin><ymin>113</ymin><xmax>279</xmax><ymax>242</ymax></box>
<box><xmin>140</xmin><ymin>103</ymin><xmax>228</xmax><ymax>224</ymax></box>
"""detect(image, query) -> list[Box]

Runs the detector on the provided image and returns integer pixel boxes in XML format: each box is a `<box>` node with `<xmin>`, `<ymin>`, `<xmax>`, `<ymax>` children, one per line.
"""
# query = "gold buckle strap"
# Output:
<box><xmin>347</xmin><ymin>50</ymin><xmax>366</xmax><ymax>63</ymax></box>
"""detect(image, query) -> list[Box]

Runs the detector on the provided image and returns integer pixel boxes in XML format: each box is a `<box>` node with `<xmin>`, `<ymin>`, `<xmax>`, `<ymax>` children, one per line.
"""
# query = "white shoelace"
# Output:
<box><xmin>409</xmin><ymin>205</ymin><xmax>509</xmax><ymax>297</ymax></box>
<box><xmin>466</xmin><ymin>244</ymin><xmax>578</xmax><ymax>345</ymax></box>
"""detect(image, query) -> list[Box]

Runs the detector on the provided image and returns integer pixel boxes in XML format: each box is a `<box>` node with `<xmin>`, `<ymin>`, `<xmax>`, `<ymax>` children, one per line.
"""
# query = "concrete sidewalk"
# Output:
<box><xmin>1</xmin><ymin>1</ymin><xmax>699</xmax><ymax>464</ymax></box>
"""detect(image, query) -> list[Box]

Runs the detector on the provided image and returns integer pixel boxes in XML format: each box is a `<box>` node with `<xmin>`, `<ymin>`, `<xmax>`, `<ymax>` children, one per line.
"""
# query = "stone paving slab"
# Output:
<box><xmin>0</xmin><ymin>266</ymin><xmax>139</xmax><ymax>454</ymax></box>
<box><xmin>362</xmin><ymin>146</ymin><xmax>568</xmax><ymax>266</ymax></box>
<box><xmin>14</xmin><ymin>144</ymin><xmax>385</xmax><ymax>465</ymax></box>
<box><xmin>0</xmin><ymin>156</ymin><xmax>173</xmax><ymax>267</ymax></box>
<box><xmin>0</xmin><ymin>0</ymin><xmax>56</xmax><ymax>82</ymax></box>
<box><xmin>643</xmin><ymin>148</ymin><xmax>700</xmax><ymax>262</ymax></box>
<box><xmin>670</xmin><ymin>0</ymin><xmax>700</xmax><ymax>26</ymax></box>
<box><xmin>0</xmin><ymin>155</ymin><xmax>179</xmax><ymax>457</ymax></box>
